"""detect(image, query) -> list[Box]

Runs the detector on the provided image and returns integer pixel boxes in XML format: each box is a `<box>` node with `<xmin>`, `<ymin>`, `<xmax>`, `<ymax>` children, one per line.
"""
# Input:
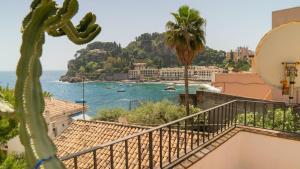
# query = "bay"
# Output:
<box><xmin>0</xmin><ymin>71</ymin><xmax>201</xmax><ymax>116</ymax></box>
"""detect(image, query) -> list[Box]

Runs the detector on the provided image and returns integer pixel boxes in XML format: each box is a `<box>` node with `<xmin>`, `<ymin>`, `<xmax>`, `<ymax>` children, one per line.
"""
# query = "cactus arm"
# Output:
<box><xmin>62</xmin><ymin>20</ymin><xmax>101</xmax><ymax>44</ymax></box>
<box><xmin>16</xmin><ymin>2</ymin><xmax>66</xmax><ymax>168</ymax></box>
<box><xmin>16</xmin><ymin>0</ymin><xmax>101</xmax><ymax>168</ymax></box>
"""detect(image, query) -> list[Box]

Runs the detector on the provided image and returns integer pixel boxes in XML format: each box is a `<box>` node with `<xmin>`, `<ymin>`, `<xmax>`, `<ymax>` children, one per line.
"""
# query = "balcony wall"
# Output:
<box><xmin>189</xmin><ymin>131</ymin><xmax>300</xmax><ymax>169</ymax></box>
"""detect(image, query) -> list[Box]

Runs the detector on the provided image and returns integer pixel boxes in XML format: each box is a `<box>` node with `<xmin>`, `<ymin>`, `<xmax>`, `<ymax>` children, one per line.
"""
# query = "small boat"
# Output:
<box><xmin>164</xmin><ymin>85</ymin><xmax>176</xmax><ymax>91</ymax></box>
<box><xmin>75</xmin><ymin>99</ymin><xmax>86</xmax><ymax>104</ymax></box>
<box><xmin>117</xmin><ymin>89</ymin><xmax>126</xmax><ymax>92</ymax></box>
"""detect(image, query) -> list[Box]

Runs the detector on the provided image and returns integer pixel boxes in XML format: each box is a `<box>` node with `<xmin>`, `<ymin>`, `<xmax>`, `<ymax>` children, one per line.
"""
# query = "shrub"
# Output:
<box><xmin>94</xmin><ymin>100</ymin><xmax>201</xmax><ymax>126</ymax></box>
<box><xmin>237</xmin><ymin>108</ymin><xmax>295</xmax><ymax>131</ymax></box>
<box><xmin>95</xmin><ymin>108</ymin><xmax>128</xmax><ymax>122</ymax></box>
<box><xmin>0</xmin><ymin>154</ymin><xmax>26</xmax><ymax>169</ymax></box>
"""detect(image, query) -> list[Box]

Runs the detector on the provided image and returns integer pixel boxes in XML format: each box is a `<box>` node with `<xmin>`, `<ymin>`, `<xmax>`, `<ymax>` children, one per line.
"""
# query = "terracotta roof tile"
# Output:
<box><xmin>55</xmin><ymin>120</ymin><xmax>198</xmax><ymax>168</ymax></box>
<box><xmin>44</xmin><ymin>97</ymin><xmax>84</xmax><ymax>120</ymax></box>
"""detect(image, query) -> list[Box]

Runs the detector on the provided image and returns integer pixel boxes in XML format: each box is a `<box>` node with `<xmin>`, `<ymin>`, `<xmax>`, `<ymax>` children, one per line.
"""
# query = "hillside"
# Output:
<box><xmin>60</xmin><ymin>32</ymin><xmax>226</xmax><ymax>82</ymax></box>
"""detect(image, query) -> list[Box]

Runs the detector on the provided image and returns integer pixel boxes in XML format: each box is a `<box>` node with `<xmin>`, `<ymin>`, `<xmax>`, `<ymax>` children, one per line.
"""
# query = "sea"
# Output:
<box><xmin>0</xmin><ymin>71</ymin><xmax>202</xmax><ymax>117</ymax></box>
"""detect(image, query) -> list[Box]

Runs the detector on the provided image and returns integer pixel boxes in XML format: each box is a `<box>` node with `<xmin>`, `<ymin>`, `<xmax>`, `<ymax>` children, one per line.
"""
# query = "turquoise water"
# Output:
<box><xmin>0</xmin><ymin>71</ymin><xmax>200</xmax><ymax>116</ymax></box>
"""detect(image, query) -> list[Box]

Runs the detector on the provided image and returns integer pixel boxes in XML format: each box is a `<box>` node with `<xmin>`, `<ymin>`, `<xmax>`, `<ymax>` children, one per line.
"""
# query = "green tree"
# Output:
<box><xmin>165</xmin><ymin>5</ymin><xmax>206</xmax><ymax>115</ymax></box>
<box><xmin>0</xmin><ymin>154</ymin><xmax>26</xmax><ymax>169</ymax></box>
<box><xmin>94</xmin><ymin>100</ymin><xmax>201</xmax><ymax>126</ymax></box>
<box><xmin>15</xmin><ymin>0</ymin><xmax>100</xmax><ymax>168</ymax></box>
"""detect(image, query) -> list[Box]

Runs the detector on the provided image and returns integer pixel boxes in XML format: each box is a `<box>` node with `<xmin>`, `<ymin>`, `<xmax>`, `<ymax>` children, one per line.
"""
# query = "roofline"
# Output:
<box><xmin>75</xmin><ymin>119</ymin><xmax>150</xmax><ymax>129</ymax></box>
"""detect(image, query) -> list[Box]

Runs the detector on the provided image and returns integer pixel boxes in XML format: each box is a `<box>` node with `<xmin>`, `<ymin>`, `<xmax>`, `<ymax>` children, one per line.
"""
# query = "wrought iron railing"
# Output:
<box><xmin>236</xmin><ymin>100</ymin><xmax>300</xmax><ymax>134</ymax></box>
<box><xmin>60</xmin><ymin>100</ymin><xmax>238</xmax><ymax>168</ymax></box>
<box><xmin>60</xmin><ymin>99</ymin><xmax>300</xmax><ymax>168</ymax></box>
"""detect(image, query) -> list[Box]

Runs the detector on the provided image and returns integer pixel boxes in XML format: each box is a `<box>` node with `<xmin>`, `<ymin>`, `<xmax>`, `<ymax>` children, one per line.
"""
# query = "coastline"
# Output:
<box><xmin>58</xmin><ymin>79</ymin><xmax>211</xmax><ymax>86</ymax></box>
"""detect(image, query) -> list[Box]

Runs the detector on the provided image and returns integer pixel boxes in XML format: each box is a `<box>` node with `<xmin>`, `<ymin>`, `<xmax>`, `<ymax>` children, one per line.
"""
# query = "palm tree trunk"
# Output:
<box><xmin>184</xmin><ymin>65</ymin><xmax>190</xmax><ymax>116</ymax></box>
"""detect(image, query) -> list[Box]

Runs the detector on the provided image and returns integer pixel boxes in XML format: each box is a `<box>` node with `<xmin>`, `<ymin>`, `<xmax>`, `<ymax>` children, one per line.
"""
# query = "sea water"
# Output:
<box><xmin>0</xmin><ymin>71</ymin><xmax>201</xmax><ymax>116</ymax></box>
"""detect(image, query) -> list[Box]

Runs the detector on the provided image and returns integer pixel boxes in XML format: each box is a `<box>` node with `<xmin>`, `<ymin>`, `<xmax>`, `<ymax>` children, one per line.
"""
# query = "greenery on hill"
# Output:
<box><xmin>61</xmin><ymin>32</ymin><xmax>228</xmax><ymax>82</ymax></box>
<box><xmin>94</xmin><ymin>100</ymin><xmax>200</xmax><ymax>126</ymax></box>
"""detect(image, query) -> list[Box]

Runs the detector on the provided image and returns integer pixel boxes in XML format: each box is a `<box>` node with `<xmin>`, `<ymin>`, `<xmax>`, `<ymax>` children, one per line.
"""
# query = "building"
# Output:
<box><xmin>55</xmin><ymin>120</ymin><xmax>197</xmax><ymax>168</ymax></box>
<box><xmin>44</xmin><ymin>97</ymin><xmax>86</xmax><ymax>138</ymax></box>
<box><xmin>159</xmin><ymin>66</ymin><xmax>223</xmax><ymax>81</ymax></box>
<box><xmin>140</xmin><ymin>68</ymin><xmax>160</xmax><ymax>81</ymax></box>
<box><xmin>2</xmin><ymin>97</ymin><xmax>86</xmax><ymax>154</ymax></box>
<box><xmin>57</xmin><ymin>104</ymin><xmax>300</xmax><ymax>169</ymax></box>
<box><xmin>159</xmin><ymin>67</ymin><xmax>184</xmax><ymax>80</ymax></box>
<box><xmin>192</xmin><ymin>66</ymin><xmax>224</xmax><ymax>81</ymax></box>
<box><xmin>128</xmin><ymin>63</ymin><xmax>159</xmax><ymax>81</ymax></box>
<box><xmin>225</xmin><ymin>47</ymin><xmax>254</xmax><ymax>62</ymax></box>
<box><xmin>272</xmin><ymin>7</ymin><xmax>300</xmax><ymax>28</ymax></box>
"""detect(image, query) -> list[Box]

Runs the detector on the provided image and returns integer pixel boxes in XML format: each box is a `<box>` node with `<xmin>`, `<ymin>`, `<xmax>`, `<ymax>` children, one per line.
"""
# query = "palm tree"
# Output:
<box><xmin>165</xmin><ymin>5</ymin><xmax>206</xmax><ymax>115</ymax></box>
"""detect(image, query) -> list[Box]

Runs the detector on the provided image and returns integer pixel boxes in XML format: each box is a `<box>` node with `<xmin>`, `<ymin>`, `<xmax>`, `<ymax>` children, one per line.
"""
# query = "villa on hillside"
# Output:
<box><xmin>225</xmin><ymin>47</ymin><xmax>254</xmax><ymax>62</ymax></box>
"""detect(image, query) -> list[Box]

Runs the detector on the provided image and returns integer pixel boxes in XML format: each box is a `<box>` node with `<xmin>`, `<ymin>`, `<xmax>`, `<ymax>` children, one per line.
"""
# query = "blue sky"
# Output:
<box><xmin>0</xmin><ymin>0</ymin><xmax>300</xmax><ymax>71</ymax></box>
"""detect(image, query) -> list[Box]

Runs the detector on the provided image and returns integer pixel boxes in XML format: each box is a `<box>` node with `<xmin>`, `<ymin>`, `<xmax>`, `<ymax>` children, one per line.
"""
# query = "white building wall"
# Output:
<box><xmin>190</xmin><ymin>131</ymin><xmax>300</xmax><ymax>169</ymax></box>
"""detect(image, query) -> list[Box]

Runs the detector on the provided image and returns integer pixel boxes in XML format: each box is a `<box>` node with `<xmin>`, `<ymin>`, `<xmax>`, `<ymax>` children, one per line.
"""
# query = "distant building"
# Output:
<box><xmin>226</xmin><ymin>47</ymin><xmax>254</xmax><ymax>62</ymax></box>
<box><xmin>128</xmin><ymin>63</ymin><xmax>159</xmax><ymax>80</ymax></box>
<box><xmin>192</xmin><ymin>66</ymin><xmax>224</xmax><ymax>81</ymax></box>
<box><xmin>160</xmin><ymin>66</ymin><xmax>224</xmax><ymax>81</ymax></box>
<box><xmin>140</xmin><ymin>69</ymin><xmax>159</xmax><ymax>81</ymax></box>
<box><xmin>159</xmin><ymin>67</ymin><xmax>184</xmax><ymax>80</ymax></box>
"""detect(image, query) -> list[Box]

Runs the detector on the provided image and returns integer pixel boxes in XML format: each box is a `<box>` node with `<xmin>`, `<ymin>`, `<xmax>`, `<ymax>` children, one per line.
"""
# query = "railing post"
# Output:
<box><xmin>109</xmin><ymin>145</ymin><xmax>114</xmax><ymax>169</ymax></box>
<box><xmin>125</xmin><ymin>140</ymin><xmax>129</xmax><ymax>169</ymax></box>
<box><xmin>137</xmin><ymin>135</ymin><xmax>142</xmax><ymax>169</ymax></box>
<box><xmin>93</xmin><ymin>150</ymin><xmax>97</xmax><ymax>169</ymax></box>
<box><xmin>235</xmin><ymin>101</ymin><xmax>237</xmax><ymax>127</ymax></box>
<box><xmin>177</xmin><ymin>122</ymin><xmax>180</xmax><ymax>158</ymax></box>
<box><xmin>283</xmin><ymin>104</ymin><xmax>286</xmax><ymax>132</ymax></box>
<box><xmin>168</xmin><ymin>125</ymin><xmax>172</xmax><ymax>163</ymax></box>
<box><xmin>253</xmin><ymin>102</ymin><xmax>256</xmax><ymax>127</ymax></box>
<box><xmin>74</xmin><ymin>157</ymin><xmax>78</xmax><ymax>169</ymax></box>
<box><xmin>244</xmin><ymin>101</ymin><xmax>247</xmax><ymax>126</ymax></box>
<box><xmin>149</xmin><ymin>132</ymin><xmax>153</xmax><ymax>169</ymax></box>
<box><xmin>159</xmin><ymin>128</ymin><xmax>163</xmax><ymax>168</ymax></box>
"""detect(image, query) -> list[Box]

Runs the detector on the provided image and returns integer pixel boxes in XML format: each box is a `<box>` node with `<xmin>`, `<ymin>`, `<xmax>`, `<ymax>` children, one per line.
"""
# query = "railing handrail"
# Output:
<box><xmin>60</xmin><ymin>100</ymin><xmax>237</xmax><ymax>161</ymax></box>
<box><xmin>237</xmin><ymin>99</ymin><xmax>286</xmax><ymax>104</ymax></box>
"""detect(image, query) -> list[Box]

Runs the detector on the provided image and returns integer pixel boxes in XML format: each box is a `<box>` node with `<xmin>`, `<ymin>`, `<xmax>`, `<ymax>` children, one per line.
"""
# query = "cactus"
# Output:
<box><xmin>15</xmin><ymin>0</ymin><xmax>101</xmax><ymax>168</ymax></box>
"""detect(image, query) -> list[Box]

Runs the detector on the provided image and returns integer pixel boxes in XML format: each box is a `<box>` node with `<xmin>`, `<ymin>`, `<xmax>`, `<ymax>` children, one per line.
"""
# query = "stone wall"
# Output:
<box><xmin>180</xmin><ymin>91</ymin><xmax>265</xmax><ymax>110</ymax></box>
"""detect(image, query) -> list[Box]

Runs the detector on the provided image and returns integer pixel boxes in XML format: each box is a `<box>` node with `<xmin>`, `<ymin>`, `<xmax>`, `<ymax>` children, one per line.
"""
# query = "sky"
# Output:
<box><xmin>0</xmin><ymin>0</ymin><xmax>300</xmax><ymax>71</ymax></box>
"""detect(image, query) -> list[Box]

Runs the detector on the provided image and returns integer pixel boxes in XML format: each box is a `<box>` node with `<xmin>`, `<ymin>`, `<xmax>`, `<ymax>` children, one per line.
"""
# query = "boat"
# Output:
<box><xmin>75</xmin><ymin>99</ymin><xmax>86</xmax><ymax>104</ymax></box>
<box><xmin>164</xmin><ymin>85</ymin><xmax>176</xmax><ymax>91</ymax></box>
<box><xmin>117</xmin><ymin>89</ymin><xmax>126</xmax><ymax>92</ymax></box>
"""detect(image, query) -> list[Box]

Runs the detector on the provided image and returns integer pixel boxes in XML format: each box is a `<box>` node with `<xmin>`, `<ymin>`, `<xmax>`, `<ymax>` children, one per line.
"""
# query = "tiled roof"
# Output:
<box><xmin>44</xmin><ymin>97</ymin><xmax>84</xmax><ymax>120</ymax></box>
<box><xmin>55</xmin><ymin>120</ymin><xmax>197</xmax><ymax>169</ymax></box>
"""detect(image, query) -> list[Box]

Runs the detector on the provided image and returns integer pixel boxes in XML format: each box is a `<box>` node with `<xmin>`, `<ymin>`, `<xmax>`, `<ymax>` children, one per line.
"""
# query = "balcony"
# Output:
<box><xmin>58</xmin><ymin>100</ymin><xmax>300</xmax><ymax>168</ymax></box>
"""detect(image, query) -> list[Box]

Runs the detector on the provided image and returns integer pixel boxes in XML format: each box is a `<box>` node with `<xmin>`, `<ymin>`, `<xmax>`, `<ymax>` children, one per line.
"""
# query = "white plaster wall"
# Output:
<box><xmin>190</xmin><ymin>131</ymin><xmax>300</xmax><ymax>169</ymax></box>
<box><xmin>7</xmin><ymin>136</ymin><xmax>24</xmax><ymax>154</ymax></box>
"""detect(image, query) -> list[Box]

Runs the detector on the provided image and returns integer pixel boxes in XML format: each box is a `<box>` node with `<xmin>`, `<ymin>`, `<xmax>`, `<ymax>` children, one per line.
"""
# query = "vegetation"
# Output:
<box><xmin>225</xmin><ymin>58</ymin><xmax>251</xmax><ymax>72</ymax></box>
<box><xmin>237</xmin><ymin>108</ymin><xmax>295</xmax><ymax>131</ymax></box>
<box><xmin>60</xmin><ymin>32</ymin><xmax>226</xmax><ymax>82</ymax></box>
<box><xmin>95</xmin><ymin>100</ymin><xmax>201</xmax><ymax>126</ymax></box>
<box><xmin>0</xmin><ymin>154</ymin><xmax>26</xmax><ymax>169</ymax></box>
<box><xmin>165</xmin><ymin>5</ymin><xmax>206</xmax><ymax>115</ymax></box>
<box><xmin>15</xmin><ymin>0</ymin><xmax>100</xmax><ymax>168</ymax></box>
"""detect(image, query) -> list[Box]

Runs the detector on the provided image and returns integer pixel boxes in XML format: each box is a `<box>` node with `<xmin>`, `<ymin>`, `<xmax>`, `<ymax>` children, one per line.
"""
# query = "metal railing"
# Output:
<box><xmin>236</xmin><ymin>100</ymin><xmax>300</xmax><ymax>134</ymax></box>
<box><xmin>60</xmin><ymin>100</ymin><xmax>238</xmax><ymax>169</ymax></box>
<box><xmin>60</xmin><ymin>99</ymin><xmax>300</xmax><ymax>168</ymax></box>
